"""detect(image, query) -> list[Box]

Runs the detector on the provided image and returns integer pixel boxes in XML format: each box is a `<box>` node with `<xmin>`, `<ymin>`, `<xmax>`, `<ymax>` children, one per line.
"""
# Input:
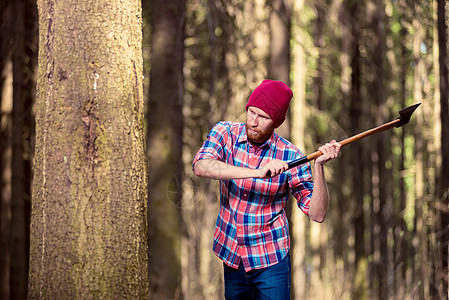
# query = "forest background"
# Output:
<box><xmin>1</xmin><ymin>0</ymin><xmax>448</xmax><ymax>299</ymax></box>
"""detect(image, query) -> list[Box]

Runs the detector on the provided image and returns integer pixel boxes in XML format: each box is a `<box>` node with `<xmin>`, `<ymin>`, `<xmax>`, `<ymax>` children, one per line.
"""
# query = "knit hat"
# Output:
<box><xmin>245</xmin><ymin>80</ymin><xmax>293</xmax><ymax>128</ymax></box>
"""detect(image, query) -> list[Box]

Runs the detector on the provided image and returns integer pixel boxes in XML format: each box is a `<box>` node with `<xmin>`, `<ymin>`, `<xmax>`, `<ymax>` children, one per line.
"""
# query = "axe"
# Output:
<box><xmin>275</xmin><ymin>103</ymin><xmax>421</xmax><ymax>173</ymax></box>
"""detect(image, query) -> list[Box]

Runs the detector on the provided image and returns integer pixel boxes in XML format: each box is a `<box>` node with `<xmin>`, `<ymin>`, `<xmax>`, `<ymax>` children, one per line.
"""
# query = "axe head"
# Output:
<box><xmin>396</xmin><ymin>103</ymin><xmax>421</xmax><ymax>127</ymax></box>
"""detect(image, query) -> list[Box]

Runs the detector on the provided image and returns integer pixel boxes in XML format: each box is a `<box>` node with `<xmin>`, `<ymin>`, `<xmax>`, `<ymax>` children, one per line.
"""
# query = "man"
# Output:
<box><xmin>192</xmin><ymin>80</ymin><xmax>341</xmax><ymax>299</ymax></box>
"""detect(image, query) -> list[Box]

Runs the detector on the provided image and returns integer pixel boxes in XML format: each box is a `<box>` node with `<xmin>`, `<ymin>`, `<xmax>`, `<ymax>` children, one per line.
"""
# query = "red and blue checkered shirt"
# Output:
<box><xmin>193</xmin><ymin>121</ymin><xmax>313</xmax><ymax>271</ymax></box>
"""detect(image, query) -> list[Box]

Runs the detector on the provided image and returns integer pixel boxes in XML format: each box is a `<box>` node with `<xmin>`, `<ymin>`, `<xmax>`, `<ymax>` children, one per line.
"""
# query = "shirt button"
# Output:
<box><xmin>244</xmin><ymin>193</ymin><xmax>248</xmax><ymax>197</ymax></box>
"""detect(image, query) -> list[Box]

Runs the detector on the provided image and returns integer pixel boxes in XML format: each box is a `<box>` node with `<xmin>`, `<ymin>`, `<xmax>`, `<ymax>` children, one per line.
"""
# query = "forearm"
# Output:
<box><xmin>308</xmin><ymin>161</ymin><xmax>330</xmax><ymax>223</ymax></box>
<box><xmin>193</xmin><ymin>159</ymin><xmax>261</xmax><ymax>180</ymax></box>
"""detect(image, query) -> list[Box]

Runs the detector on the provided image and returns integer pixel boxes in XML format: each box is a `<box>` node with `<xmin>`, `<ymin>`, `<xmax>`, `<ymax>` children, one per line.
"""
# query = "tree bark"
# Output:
<box><xmin>29</xmin><ymin>0</ymin><xmax>149</xmax><ymax>298</ymax></box>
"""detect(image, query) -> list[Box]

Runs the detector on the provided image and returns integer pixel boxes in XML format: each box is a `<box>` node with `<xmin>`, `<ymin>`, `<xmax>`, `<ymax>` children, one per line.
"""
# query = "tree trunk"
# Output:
<box><xmin>11</xmin><ymin>0</ymin><xmax>36</xmax><ymax>298</ymax></box>
<box><xmin>412</xmin><ymin>6</ymin><xmax>430</xmax><ymax>298</ymax></box>
<box><xmin>0</xmin><ymin>3</ymin><xmax>14</xmax><ymax>298</ymax></box>
<box><xmin>437</xmin><ymin>0</ymin><xmax>449</xmax><ymax>295</ymax></box>
<box><xmin>146</xmin><ymin>0</ymin><xmax>185</xmax><ymax>298</ymax></box>
<box><xmin>0</xmin><ymin>61</ymin><xmax>13</xmax><ymax>300</ymax></box>
<box><xmin>290</xmin><ymin>0</ymin><xmax>312</xmax><ymax>297</ymax></box>
<box><xmin>1</xmin><ymin>1</ymin><xmax>14</xmax><ymax>297</ymax></box>
<box><xmin>346</xmin><ymin>1</ymin><xmax>367</xmax><ymax>298</ymax></box>
<box><xmin>1</xmin><ymin>0</ymin><xmax>36</xmax><ymax>298</ymax></box>
<box><xmin>269</xmin><ymin>0</ymin><xmax>292</xmax><ymax>139</ymax></box>
<box><xmin>369</xmin><ymin>1</ymin><xmax>393</xmax><ymax>298</ymax></box>
<box><xmin>29</xmin><ymin>0</ymin><xmax>149</xmax><ymax>298</ymax></box>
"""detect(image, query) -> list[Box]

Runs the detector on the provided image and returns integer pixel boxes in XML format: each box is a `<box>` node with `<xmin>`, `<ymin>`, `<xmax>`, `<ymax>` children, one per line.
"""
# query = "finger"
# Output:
<box><xmin>281</xmin><ymin>161</ymin><xmax>288</xmax><ymax>171</ymax></box>
<box><xmin>331</xmin><ymin>140</ymin><xmax>342</xmax><ymax>152</ymax></box>
<box><xmin>326</xmin><ymin>142</ymin><xmax>340</xmax><ymax>158</ymax></box>
<box><xmin>320</xmin><ymin>144</ymin><xmax>337</xmax><ymax>160</ymax></box>
<box><xmin>328</xmin><ymin>145</ymin><xmax>339</xmax><ymax>158</ymax></box>
<box><xmin>319</xmin><ymin>145</ymin><xmax>331</xmax><ymax>158</ymax></box>
<box><xmin>267</xmin><ymin>160</ymin><xmax>288</xmax><ymax>176</ymax></box>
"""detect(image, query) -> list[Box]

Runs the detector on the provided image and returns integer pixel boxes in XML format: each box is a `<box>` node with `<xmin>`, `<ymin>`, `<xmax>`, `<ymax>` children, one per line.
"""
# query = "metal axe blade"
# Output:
<box><xmin>396</xmin><ymin>103</ymin><xmax>421</xmax><ymax>127</ymax></box>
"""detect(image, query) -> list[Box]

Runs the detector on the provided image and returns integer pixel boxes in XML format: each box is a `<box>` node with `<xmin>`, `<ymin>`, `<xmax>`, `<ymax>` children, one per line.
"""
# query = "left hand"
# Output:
<box><xmin>315</xmin><ymin>140</ymin><xmax>341</xmax><ymax>165</ymax></box>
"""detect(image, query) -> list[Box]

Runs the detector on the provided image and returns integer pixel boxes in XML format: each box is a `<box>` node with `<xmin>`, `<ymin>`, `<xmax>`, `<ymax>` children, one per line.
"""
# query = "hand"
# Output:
<box><xmin>259</xmin><ymin>159</ymin><xmax>289</xmax><ymax>178</ymax></box>
<box><xmin>315</xmin><ymin>140</ymin><xmax>341</xmax><ymax>165</ymax></box>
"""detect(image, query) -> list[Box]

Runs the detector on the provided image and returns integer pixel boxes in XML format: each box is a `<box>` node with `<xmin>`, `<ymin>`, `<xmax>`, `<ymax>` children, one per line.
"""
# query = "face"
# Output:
<box><xmin>246</xmin><ymin>106</ymin><xmax>275</xmax><ymax>145</ymax></box>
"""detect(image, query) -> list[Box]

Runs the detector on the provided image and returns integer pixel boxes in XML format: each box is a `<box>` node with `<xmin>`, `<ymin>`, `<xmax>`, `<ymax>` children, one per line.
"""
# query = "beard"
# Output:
<box><xmin>245</xmin><ymin>123</ymin><xmax>274</xmax><ymax>145</ymax></box>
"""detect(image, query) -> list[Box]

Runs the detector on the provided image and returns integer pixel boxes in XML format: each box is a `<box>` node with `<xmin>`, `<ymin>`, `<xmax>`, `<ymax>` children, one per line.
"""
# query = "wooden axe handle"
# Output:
<box><xmin>308</xmin><ymin>118</ymin><xmax>400</xmax><ymax>160</ymax></box>
<box><xmin>286</xmin><ymin>118</ymin><xmax>400</xmax><ymax>170</ymax></box>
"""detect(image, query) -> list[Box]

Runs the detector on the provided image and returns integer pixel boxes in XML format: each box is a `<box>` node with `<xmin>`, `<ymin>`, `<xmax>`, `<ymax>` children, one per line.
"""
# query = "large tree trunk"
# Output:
<box><xmin>146</xmin><ymin>0</ymin><xmax>185</xmax><ymax>298</ymax></box>
<box><xmin>28</xmin><ymin>0</ymin><xmax>149</xmax><ymax>298</ymax></box>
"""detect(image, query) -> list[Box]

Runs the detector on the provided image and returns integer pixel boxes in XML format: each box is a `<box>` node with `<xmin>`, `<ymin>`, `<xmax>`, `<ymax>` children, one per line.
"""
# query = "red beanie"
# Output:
<box><xmin>245</xmin><ymin>80</ymin><xmax>293</xmax><ymax>128</ymax></box>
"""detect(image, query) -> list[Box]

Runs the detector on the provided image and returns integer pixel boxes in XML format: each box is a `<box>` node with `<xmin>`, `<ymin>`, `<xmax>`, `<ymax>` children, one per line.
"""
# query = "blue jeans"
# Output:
<box><xmin>223</xmin><ymin>252</ymin><xmax>291</xmax><ymax>300</ymax></box>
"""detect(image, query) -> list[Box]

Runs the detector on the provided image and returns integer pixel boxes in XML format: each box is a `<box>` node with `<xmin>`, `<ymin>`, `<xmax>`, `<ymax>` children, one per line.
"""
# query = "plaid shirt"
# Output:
<box><xmin>193</xmin><ymin>121</ymin><xmax>313</xmax><ymax>271</ymax></box>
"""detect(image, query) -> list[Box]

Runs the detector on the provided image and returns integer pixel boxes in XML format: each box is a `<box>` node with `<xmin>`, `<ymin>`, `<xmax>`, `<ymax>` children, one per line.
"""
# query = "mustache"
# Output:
<box><xmin>245</xmin><ymin>123</ymin><xmax>261</xmax><ymax>133</ymax></box>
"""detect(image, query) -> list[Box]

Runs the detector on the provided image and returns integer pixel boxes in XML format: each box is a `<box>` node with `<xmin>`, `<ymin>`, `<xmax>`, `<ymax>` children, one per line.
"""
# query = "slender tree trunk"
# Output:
<box><xmin>268</xmin><ymin>0</ymin><xmax>292</xmax><ymax>139</ymax></box>
<box><xmin>1</xmin><ymin>0</ymin><xmax>36</xmax><ymax>298</ymax></box>
<box><xmin>437</xmin><ymin>0</ymin><xmax>449</xmax><ymax>296</ymax></box>
<box><xmin>312</xmin><ymin>1</ymin><xmax>324</xmax><ymax>112</ymax></box>
<box><xmin>0</xmin><ymin>1</ymin><xmax>14</xmax><ymax>297</ymax></box>
<box><xmin>346</xmin><ymin>1</ymin><xmax>367</xmax><ymax>298</ymax></box>
<box><xmin>146</xmin><ymin>0</ymin><xmax>185</xmax><ymax>298</ymax></box>
<box><xmin>396</xmin><ymin>17</ymin><xmax>409</xmax><ymax>297</ymax></box>
<box><xmin>370</xmin><ymin>1</ymin><xmax>393</xmax><ymax>298</ymax></box>
<box><xmin>307</xmin><ymin>1</ymin><xmax>326</xmax><ymax>285</ymax></box>
<box><xmin>29</xmin><ymin>0</ymin><xmax>149</xmax><ymax>298</ymax></box>
<box><xmin>10</xmin><ymin>9</ymin><xmax>28</xmax><ymax>300</ymax></box>
<box><xmin>412</xmin><ymin>6</ymin><xmax>430</xmax><ymax>298</ymax></box>
<box><xmin>0</xmin><ymin>63</ymin><xmax>13</xmax><ymax>300</ymax></box>
<box><xmin>10</xmin><ymin>0</ymin><xmax>36</xmax><ymax>298</ymax></box>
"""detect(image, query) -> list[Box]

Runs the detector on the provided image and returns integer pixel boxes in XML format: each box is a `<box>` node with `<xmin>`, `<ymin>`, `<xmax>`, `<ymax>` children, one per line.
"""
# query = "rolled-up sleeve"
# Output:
<box><xmin>289</xmin><ymin>163</ymin><xmax>314</xmax><ymax>215</ymax></box>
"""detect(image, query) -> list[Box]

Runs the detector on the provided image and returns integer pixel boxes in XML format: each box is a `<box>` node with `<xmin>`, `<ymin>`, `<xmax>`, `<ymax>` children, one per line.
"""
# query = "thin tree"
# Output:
<box><xmin>28</xmin><ymin>0</ymin><xmax>149</xmax><ymax>298</ymax></box>
<box><xmin>0</xmin><ymin>2</ymin><xmax>14</xmax><ymax>298</ymax></box>
<box><xmin>437</xmin><ymin>0</ymin><xmax>449</xmax><ymax>296</ymax></box>
<box><xmin>269</xmin><ymin>0</ymin><xmax>292</xmax><ymax>140</ymax></box>
<box><xmin>368</xmin><ymin>1</ymin><xmax>394</xmax><ymax>298</ymax></box>
<box><xmin>0</xmin><ymin>0</ymin><xmax>37</xmax><ymax>298</ymax></box>
<box><xmin>11</xmin><ymin>0</ymin><xmax>36</xmax><ymax>297</ymax></box>
<box><xmin>345</xmin><ymin>0</ymin><xmax>367</xmax><ymax>298</ymax></box>
<box><xmin>146</xmin><ymin>0</ymin><xmax>185</xmax><ymax>298</ymax></box>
